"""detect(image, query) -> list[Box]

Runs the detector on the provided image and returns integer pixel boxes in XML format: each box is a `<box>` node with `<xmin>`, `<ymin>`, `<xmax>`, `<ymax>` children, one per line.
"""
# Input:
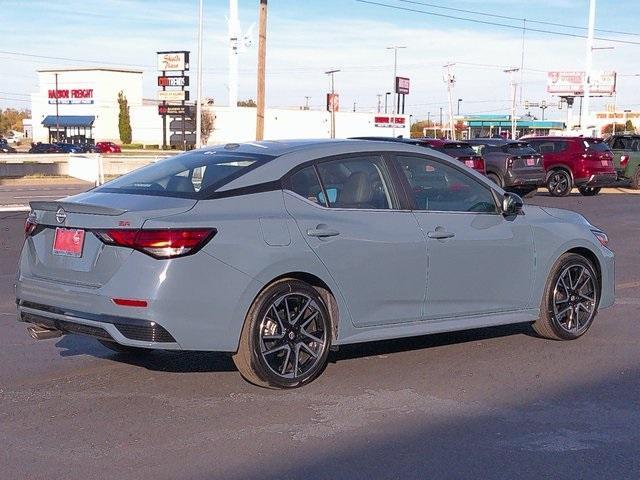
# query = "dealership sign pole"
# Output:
<box><xmin>195</xmin><ymin>0</ymin><xmax>203</xmax><ymax>148</ymax></box>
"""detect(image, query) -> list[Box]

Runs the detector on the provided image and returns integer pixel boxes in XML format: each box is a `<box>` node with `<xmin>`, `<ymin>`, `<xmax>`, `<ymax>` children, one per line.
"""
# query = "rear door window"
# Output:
<box><xmin>96</xmin><ymin>151</ymin><xmax>274</xmax><ymax>198</ymax></box>
<box><xmin>504</xmin><ymin>143</ymin><xmax>537</xmax><ymax>156</ymax></box>
<box><xmin>315</xmin><ymin>156</ymin><xmax>394</xmax><ymax>210</ymax></box>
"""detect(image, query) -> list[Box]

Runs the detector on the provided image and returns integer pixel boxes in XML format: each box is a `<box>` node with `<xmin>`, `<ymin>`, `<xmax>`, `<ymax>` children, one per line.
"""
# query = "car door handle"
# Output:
<box><xmin>427</xmin><ymin>230</ymin><xmax>455</xmax><ymax>239</ymax></box>
<box><xmin>307</xmin><ymin>228</ymin><xmax>340</xmax><ymax>238</ymax></box>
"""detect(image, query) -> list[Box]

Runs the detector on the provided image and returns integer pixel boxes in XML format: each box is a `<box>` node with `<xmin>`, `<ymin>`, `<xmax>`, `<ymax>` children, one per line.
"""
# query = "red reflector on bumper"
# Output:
<box><xmin>112</xmin><ymin>298</ymin><xmax>148</xmax><ymax>308</ymax></box>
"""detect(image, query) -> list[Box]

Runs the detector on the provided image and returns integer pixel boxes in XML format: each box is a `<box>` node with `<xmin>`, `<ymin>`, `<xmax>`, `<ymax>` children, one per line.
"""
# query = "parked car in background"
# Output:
<box><xmin>466</xmin><ymin>138</ymin><xmax>545</xmax><ymax>197</ymax></box>
<box><xmin>527</xmin><ymin>136</ymin><xmax>617</xmax><ymax>197</ymax></box>
<box><xmin>16</xmin><ymin>140</ymin><xmax>614</xmax><ymax>388</ymax></box>
<box><xmin>79</xmin><ymin>143</ymin><xmax>100</xmax><ymax>153</ymax></box>
<box><xmin>604</xmin><ymin>134</ymin><xmax>640</xmax><ymax>189</ymax></box>
<box><xmin>54</xmin><ymin>143</ymin><xmax>84</xmax><ymax>154</ymax></box>
<box><xmin>0</xmin><ymin>139</ymin><xmax>17</xmax><ymax>153</ymax></box>
<box><xmin>352</xmin><ymin>137</ymin><xmax>486</xmax><ymax>174</ymax></box>
<box><xmin>95</xmin><ymin>141</ymin><xmax>122</xmax><ymax>154</ymax></box>
<box><xmin>28</xmin><ymin>143</ymin><xmax>63</xmax><ymax>154</ymax></box>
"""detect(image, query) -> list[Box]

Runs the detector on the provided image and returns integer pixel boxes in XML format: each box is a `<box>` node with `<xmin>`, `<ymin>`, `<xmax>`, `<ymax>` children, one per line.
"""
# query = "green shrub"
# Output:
<box><xmin>120</xmin><ymin>143</ymin><xmax>144</xmax><ymax>149</ymax></box>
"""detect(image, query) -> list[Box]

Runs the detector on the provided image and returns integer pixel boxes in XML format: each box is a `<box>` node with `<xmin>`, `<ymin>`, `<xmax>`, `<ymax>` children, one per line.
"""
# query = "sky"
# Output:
<box><xmin>1</xmin><ymin>0</ymin><xmax>639</xmax><ymax>121</ymax></box>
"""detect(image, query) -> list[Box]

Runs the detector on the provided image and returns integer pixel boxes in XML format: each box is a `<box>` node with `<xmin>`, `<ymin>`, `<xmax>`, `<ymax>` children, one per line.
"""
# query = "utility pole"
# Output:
<box><xmin>255</xmin><ymin>0</ymin><xmax>267</xmax><ymax>141</ymax></box>
<box><xmin>519</xmin><ymin>18</ymin><xmax>526</xmax><ymax>106</ymax></box>
<box><xmin>443</xmin><ymin>63</ymin><xmax>456</xmax><ymax>140</ymax></box>
<box><xmin>195</xmin><ymin>0</ymin><xmax>204</xmax><ymax>148</ymax></box>
<box><xmin>325</xmin><ymin>69</ymin><xmax>340</xmax><ymax>138</ymax></box>
<box><xmin>387</xmin><ymin>46</ymin><xmax>406</xmax><ymax>136</ymax></box>
<box><xmin>504</xmin><ymin>67</ymin><xmax>520</xmax><ymax>139</ymax></box>
<box><xmin>582</xmin><ymin>0</ymin><xmax>596</xmax><ymax>132</ymax></box>
<box><xmin>54</xmin><ymin>73</ymin><xmax>60</xmax><ymax>143</ymax></box>
<box><xmin>376</xmin><ymin>94</ymin><xmax>382</xmax><ymax>113</ymax></box>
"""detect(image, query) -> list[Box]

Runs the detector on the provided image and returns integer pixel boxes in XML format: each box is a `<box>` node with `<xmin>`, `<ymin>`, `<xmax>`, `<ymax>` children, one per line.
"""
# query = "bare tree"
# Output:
<box><xmin>201</xmin><ymin>109</ymin><xmax>215</xmax><ymax>144</ymax></box>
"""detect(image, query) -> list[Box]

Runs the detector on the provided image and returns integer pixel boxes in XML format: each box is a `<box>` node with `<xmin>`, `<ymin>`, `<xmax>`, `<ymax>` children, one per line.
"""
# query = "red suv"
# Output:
<box><xmin>95</xmin><ymin>141</ymin><xmax>122</xmax><ymax>154</ymax></box>
<box><xmin>527</xmin><ymin>136</ymin><xmax>616</xmax><ymax>196</ymax></box>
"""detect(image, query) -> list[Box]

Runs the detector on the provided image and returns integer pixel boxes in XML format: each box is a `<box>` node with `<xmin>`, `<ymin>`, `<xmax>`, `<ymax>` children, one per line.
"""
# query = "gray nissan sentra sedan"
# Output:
<box><xmin>16</xmin><ymin>139</ymin><xmax>614</xmax><ymax>388</ymax></box>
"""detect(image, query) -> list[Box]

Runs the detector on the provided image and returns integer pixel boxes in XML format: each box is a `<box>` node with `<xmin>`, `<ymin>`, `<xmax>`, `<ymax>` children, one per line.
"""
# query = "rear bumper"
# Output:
<box><xmin>575</xmin><ymin>172</ymin><xmax>617</xmax><ymax>187</ymax></box>
<box><xmin>504</xmin><ymin>169</ymin><xmax>546</xmax><ymax>188</ymax></box>
<box><xmin>17</xmin><ymin>300</ymin><xmax>179</xmax><ymax>348</ymax></box>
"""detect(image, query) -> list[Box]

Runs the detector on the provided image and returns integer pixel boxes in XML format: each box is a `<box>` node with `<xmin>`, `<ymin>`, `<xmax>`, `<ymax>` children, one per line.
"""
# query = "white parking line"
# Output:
<box><xmin>0</xmin><ymin>205</ymin><xmax>30</xmax><ymax>212</ymax></box>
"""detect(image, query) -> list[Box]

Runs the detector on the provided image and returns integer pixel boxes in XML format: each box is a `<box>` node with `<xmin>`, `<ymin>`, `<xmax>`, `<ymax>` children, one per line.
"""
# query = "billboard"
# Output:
<box><xmin>326</xmin><ymin>93</ymin><xmax>339</xmax><ymax>112</ymax></box>
<box><xmin>547</xmin><ymin>71</ymin><xmax>616</xmax><ymax>96</ymax></box>
<box><xmin>395</xmin><ymin>77</ymin><xmax>410</xmax><ymax>95</ymax></box>
<box><xmin>158</xmin><ymin>76</ymin><xmax>189</xmax><ymax>87</ymax></box>
<box><xmin>157</xmin><ymin>51</ymin><xmax>190</xmax><ymax>71</ymax></box>
<box><xmin>158</xmin><ymin>90</ymin><xmax>189</xmax><ymax>101</ymax></box>
<box><xmin>158</xmin><ymin>105</ymin><xmax>192</xmax><ymax>116</ymax></box>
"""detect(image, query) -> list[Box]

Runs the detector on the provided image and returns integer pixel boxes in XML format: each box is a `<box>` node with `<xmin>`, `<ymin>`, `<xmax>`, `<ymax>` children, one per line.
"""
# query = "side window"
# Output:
<box><xmin>395</xmin><ymin>155</ymin><xmax>498</xmax><ymax>214</ymax></box>
<box><xmin>315</xmin><ymin>156</ymin><xmax>393</xmax><ymax>210</ymax></box>
<box><xmin>554</xmin><ymin>141</ymin><xmax>568</xmax><ymax>153</ymax></box>
<box><xmin>288</xmin><ymin>166</ymin><xmax>327</xmax><ymax>206</ymax></box>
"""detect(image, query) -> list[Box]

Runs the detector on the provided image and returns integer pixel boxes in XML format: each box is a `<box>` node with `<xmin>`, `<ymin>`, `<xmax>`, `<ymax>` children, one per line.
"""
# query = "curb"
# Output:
<box><xmin>0</xmin><ymin>205</ymin><xmax>30</xmax><ymax>212</ymax></box>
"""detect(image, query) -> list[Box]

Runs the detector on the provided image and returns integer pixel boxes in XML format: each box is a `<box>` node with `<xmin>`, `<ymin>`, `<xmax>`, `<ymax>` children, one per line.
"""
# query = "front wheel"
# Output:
<box><xmin>233</xmin><ymin>279</ymin><xmax>332</xmax><ymax>388</ymax></box>
<box><xmin>546</xmin><ymin>170</ymin><xmax>572</xmax><ymax>197</ymax></box>
<box><xmin>532</xmin><ymin>253</ymin><xmax>599</xmax><ymax>341</ymax></box>
<box><xmin>578</xmin><ymin>186</ymin><xmax>601</xmax><ymax>196</ymax></box>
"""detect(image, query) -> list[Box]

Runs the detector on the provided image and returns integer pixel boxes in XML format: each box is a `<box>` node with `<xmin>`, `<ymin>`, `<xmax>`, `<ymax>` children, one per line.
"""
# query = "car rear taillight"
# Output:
<box><xmin>95</xmin><ymin>228</ymin><xmax>216</xmax><ymax>259</ymax></box>
<box><xmin>620</xmin><ymin>155</ymin><xmax>629</xmax><ymax>169</ymax></box>
<box><xmin>24</xmin><ymin>216</ymin><xmax>37</xmax><ymax>238</ymax></box>
<box><xmin>463</xmin><ymin>156</ymin><xmax>485</xmax><ymax>173</ymax></box>
<box><xmin>507</xmin><ymin>157</ymin><xmax>514</xmax><ymax>168</ymax></box>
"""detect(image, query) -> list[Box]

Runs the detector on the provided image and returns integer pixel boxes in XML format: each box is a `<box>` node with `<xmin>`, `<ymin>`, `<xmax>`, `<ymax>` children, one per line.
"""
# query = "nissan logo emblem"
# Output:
<box><xmin>55</xmin><ymin>207</ymin><xmax>67</xmax><ymax>224</ymax></box>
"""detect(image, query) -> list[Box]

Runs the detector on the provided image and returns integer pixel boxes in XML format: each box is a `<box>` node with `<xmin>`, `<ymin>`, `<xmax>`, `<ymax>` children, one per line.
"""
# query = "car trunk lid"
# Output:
<box><xmin>25</xmin><ymin>192</ymin><xmax>197</xmax><ymax>287</ymax></box>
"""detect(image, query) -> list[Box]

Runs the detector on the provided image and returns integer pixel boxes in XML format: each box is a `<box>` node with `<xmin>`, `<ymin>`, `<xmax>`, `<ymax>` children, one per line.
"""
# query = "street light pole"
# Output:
<box><xmin>384</xmin><ymin>92</ymin><xmax>390</xmax><ymax>114</ymax></box>
<box><xmin>387</xmin><ymin>46</ymin><xmax>406</xmax><ymax>136</ymax></box>
<box><xmin>443</xmin><ymin>63</ymin><xmax>456</xmax><ymax>140</ymax></box>
<box><xmin>582</xmin><ymin>0</ymin><xmax>596</xmax><ymax>132</ymax></box>
<box><xmin>195</xmin><ymin>0</ymin><xmax>204</xmax><ymax>148</ymax></box>
<box><xmin>325</xmin><ymin>69</ymin><xmax>340</xmax><ymax>138</ymax></box>
<box><xmin>457</xmin><ymin>98</ymin><xmax>462</xmax><ymax>116</ymax></box>
<box><xmin>504</xmin><ymin>67</ymin><xmax>520</xmax><ymax>139</ymax></box>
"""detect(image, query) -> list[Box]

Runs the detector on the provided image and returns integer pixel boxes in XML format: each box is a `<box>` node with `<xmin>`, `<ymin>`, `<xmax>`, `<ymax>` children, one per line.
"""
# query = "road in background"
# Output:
<box><xmin>0</xmin><ymin>183</ymin><xmax>90</xmax><ymax>207</ymax></box>
<box><xmin>1</xmin><ymin>192</ymin><xmax>639</xmax><ymax>479</ymax></box>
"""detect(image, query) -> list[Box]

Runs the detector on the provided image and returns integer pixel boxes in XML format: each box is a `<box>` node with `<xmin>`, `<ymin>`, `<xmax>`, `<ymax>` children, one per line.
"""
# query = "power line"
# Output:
<box><xmin>396</xmin><ymin>0</ymin><xmax>640</xmax><ymax>37</ymax></box>
<box><xmin>355</xmin><ymin>0</ymin><xmax>640</xmax><ymax>46</ymax></box>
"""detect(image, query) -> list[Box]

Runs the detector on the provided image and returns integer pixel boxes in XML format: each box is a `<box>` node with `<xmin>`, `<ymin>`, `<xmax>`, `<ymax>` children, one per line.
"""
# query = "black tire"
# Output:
<box><xmin>578</xmin><ymin>186</ymin><xmax>601</xmax><ymax>196</ymax></box>
<box><xmin>546</xmin><ymin>169</ymin><xmax>572</xmax><ymax>197</ymax></box>
<box><xmin>98</xmin><ymin>339</ymin><xmax>150</xmax><ymax>354</ymax></box>
<box><xmin>631</xmin><ymin>170</ymin><xmax>640</xmax><ymax>190</ymax></box>
<box><xmin>486</xmin><ymin>172</ymin><xmax>502</xmax><ymax>188</ymax></box>
<box><xmin>532</xmin><ymin>253</ymin><xmax>600</xmax><ymax>341</ymax></box>
<box><xmin>233</xmin><ymin>279</ymin><xmax>332</xmax><ymax>389</ymax></box>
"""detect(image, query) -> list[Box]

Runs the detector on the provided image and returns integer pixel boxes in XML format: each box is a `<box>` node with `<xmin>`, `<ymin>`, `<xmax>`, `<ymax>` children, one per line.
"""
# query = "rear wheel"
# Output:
<box><xmin>578</xmin><ymin>186</ymin><xmax>601</xmax><ymax>196</ymax></box>
<box><xmin>532</xmin><ymin>253</ymin><xmax>599</xmax><ymax>341</ymax></box>
<box><xmin>98</xmin><ymin>339</ymin><xmax>150</xmax><ymax>354</ymax></box>
<box><xmin>486</xmin><ymin>172</ymin><xmax>502</xmax><ymax>188</ymax></box>
<box><xmin>631</xmin><ymin>170</ymin><xmax>640</xmax><ymax>190</ymax></box>
<box><xmin>546</xmin><ymin>170</ymin><xmax>572</xmax><ymax>197</ymax></box>
<box><xmin>233</xmin><ymin>279</ymin><xmax>332</xmax><ymax>389</ymax></box>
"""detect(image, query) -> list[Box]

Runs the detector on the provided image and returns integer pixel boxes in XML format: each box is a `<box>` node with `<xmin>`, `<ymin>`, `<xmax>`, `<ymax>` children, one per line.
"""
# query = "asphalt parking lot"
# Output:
<box><xmin>1</xmin><ymin>189</ymin><xmax>639</xmax><ymax>480</ymax></box>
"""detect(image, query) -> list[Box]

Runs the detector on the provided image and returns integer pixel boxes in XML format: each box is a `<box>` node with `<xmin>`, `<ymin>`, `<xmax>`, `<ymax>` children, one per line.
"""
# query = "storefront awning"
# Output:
<box><xmin>42</xmin><ymin>115</ymin><xmax>95</xmax><ymax>127</ymax></box>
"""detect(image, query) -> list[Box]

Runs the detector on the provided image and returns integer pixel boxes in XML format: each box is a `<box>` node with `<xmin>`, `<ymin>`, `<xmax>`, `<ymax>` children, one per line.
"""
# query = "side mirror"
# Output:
<box><xmin>502</xmin><ymin>192</ymin><xmax>524</xmax><ymax>216</ymax></box>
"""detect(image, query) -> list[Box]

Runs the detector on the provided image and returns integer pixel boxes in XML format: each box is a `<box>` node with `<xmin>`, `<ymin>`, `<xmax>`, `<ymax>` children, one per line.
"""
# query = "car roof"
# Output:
<box><xmin>209</xmin><ymin>138</ymin><xmax>470</xmax><ymax>191</ymax></box>
<box><xmin>467</xmin><ymin>138</ymin><xmax>525</xmax><ymax>146</ymax></box>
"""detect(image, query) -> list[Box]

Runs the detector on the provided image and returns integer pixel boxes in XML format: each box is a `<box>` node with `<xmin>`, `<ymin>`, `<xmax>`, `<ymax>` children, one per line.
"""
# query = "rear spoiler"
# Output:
<box><xmin>29</xmin><ymin>201</ymin><xmax>127</xmax><ymax>216</ymax></box>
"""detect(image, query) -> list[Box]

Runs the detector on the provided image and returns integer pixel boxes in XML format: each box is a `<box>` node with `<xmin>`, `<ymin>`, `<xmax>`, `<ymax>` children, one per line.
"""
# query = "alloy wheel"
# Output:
<box><xmin>548</xmin><ymin>171</ymin><xmax>571</xmax><ymax>196</ymax></box>
<box><xmin>552</xmin><ymin>264</ymin><xmax>597</xmax><ymax>335</ymax></box>
<box><xmin>258</xmin><ymin>293</ymin><xmax>327</xmax><ymax>380</ymax></box>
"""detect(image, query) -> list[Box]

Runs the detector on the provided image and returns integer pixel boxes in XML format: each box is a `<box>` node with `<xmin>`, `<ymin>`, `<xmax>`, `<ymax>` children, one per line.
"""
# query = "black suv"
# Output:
<box><xmin>466</xmin><ymin>138</ymin><xmax>545</xmax><ymax>196</ymax></box>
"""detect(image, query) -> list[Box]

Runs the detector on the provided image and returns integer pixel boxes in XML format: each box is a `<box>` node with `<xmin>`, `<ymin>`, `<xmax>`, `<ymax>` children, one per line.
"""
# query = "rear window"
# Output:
<box><xmin>504</xmin><ymin>143</ymin><xmax>537</xmax><ymax>156</ymax></box>
<box><xmin>96</xmin><ymin>150</ymin><xmax>274</xmax><ymax>198</ymax></box>
<box><xmin>442</xmin><ymin>143</ymin><xmax>477</xmax><ymax>157</ymax></box>
<box><xmin>584</xmin><ymin>139</ymin><xmax>611</xmax><ymax>152</ymax></box>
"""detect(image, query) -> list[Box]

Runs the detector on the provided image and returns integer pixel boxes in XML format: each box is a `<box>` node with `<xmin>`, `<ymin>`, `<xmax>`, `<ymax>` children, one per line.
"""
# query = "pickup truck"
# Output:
<box><xmin>605</xmin><ymin>134</ymin><xmax>640</xmax><ymax>189</ymax></box>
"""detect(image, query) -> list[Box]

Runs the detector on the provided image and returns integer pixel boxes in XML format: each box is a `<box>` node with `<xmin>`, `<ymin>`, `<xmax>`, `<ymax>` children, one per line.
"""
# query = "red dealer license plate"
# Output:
<box><xmin>53</xmin><ymin>228</ymin><xmax>85</xmax><ymax>257</ymax></box>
